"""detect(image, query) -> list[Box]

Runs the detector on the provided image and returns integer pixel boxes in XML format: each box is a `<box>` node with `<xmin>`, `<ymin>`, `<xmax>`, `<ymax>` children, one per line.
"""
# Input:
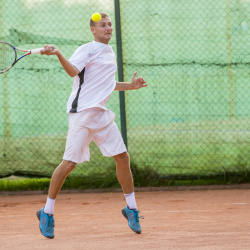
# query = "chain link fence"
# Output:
<box><xmin>1</xmin><ymin>0</ymin><xmax>250</xmax><ymax>189</ymax></box>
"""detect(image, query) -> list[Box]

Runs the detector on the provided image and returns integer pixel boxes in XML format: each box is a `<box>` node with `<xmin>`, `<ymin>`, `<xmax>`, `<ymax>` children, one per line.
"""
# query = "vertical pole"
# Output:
<box><xmin>0</xmin><ymin>1</ymin><xmax>11</xmax><ymax>137</ymax></box>
<box><xmin>114</xmin><ymin>0</ymin><xmax>128</xmax><ymax>149</ymax></box>
<box><xmin>225</xmin><ymin>0</ymin><xmax>235</xmax><ymax>119</ymax></box>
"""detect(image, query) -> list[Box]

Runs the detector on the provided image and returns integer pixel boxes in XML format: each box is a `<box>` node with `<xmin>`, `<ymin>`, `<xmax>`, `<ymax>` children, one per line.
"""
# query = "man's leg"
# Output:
<box><xmin>113</xmin><ymin>152</ymin><xmax>134</xmax><ymax>195</ymax></box>
<box><xmin>47</xmin><ymin>160</ymin><xmax>76</xmax><ymax>199</ymax></box>
<box><xmin>37</xmin><ymin>160</ymin><xmax>76</xmax><ymax>238</ymax></box>
<box><xmin>113</xmin><ymin>152</ymin><xmax>143</xmax><ymax>234</ymax></box>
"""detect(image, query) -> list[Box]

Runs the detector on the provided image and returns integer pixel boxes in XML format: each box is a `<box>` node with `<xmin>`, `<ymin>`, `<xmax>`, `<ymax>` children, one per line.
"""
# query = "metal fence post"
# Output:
<box><xmin>114</xmin><ymin>0</ymin><xmax>128</xmax><ymax>149</ymax></box>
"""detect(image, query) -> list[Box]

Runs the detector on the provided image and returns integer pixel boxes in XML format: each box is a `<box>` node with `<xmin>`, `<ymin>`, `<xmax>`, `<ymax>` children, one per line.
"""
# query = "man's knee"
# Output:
<box><xmin>60</xmin><ymin>160</ymin><xmax>76</xmax><ymax>174</ymax></box>
<box><xmin>113</xmin><ymin>151</ymin><xmax>130</xmax><ymax>162</ymax></box>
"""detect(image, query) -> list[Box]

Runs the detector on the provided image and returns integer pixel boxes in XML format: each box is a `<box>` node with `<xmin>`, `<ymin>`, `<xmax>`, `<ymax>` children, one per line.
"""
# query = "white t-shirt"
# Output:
<box><xmin>67</xmin><ymin>41</ymin><xmax>117</xmax><ymax>113</ymax></box>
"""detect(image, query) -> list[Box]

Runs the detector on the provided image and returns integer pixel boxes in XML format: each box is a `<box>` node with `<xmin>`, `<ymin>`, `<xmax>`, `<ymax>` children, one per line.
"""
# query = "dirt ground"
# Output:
<box><xmin>1</xmin><ymin>188</ymin><xmax>250</xmax><ymax>250</ymax></box>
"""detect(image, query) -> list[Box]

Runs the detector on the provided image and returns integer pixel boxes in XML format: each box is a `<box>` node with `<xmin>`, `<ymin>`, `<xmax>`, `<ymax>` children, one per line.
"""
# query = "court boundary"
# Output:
<box><xmin>1</xmin><ymin>183</ymin><xmax>250</xmax><ymax>196</ymax></box>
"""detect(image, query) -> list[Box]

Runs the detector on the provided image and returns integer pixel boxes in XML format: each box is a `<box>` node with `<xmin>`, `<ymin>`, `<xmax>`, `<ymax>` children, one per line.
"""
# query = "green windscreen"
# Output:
<box><xmin>0</xmin><ymin>0</ymin><xmax>250</xmax><ymax>185</ymax></box>
<box><xmin>120</xmin><ymin>0</ymin><xmax>250</xmax><ymax>178</ymax></box>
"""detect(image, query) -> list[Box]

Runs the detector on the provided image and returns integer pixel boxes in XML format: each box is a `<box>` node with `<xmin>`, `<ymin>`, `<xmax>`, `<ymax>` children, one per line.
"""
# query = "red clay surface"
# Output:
<box><xmin>1</xmin><ymin>189</ymin><xmax>250</xmax><ymax>250</ymax></box>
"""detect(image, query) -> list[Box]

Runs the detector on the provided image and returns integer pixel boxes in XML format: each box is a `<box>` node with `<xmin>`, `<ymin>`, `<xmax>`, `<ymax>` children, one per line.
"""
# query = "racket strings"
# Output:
<box><xmin>0</xmin><ymin>43</ymin><xmax>16</xmax><ymax>72</ymax></box>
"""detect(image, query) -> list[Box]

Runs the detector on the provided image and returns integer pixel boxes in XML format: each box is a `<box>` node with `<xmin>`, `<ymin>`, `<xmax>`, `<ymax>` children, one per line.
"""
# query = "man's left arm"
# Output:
<box><xmin>115</xmin><ymin>72</ymin><xmax>148</xmax><ymax>91</ymax></box>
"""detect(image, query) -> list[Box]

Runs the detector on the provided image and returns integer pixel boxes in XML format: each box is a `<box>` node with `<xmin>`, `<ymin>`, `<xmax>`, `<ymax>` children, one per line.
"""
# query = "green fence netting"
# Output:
<box><xmin>0</xmin><ymin>0</ymin><xmax>250</xmax><ymax>189</ymax></box>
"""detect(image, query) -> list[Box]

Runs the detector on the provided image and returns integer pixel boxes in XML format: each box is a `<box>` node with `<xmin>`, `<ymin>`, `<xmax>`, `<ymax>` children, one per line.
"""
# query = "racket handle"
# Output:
<box><xmin>30</xmin><ymin>48</ymin><xmax>44</xmax><ymax>54</ymax></box>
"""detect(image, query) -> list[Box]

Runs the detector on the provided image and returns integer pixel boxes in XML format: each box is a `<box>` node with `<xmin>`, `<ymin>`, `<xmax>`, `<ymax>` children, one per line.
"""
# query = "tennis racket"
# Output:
<box><xmin>0</xmin><ymin>41</ymin><xmax>44</xmax><ymax>74</ymax></box>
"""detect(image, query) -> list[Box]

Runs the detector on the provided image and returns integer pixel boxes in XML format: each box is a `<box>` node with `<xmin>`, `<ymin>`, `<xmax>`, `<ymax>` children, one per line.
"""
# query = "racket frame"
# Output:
<box><xmin>0</xmin><ymin>41</ymin><xmax>43</xmax><ymax>74</ymax></box>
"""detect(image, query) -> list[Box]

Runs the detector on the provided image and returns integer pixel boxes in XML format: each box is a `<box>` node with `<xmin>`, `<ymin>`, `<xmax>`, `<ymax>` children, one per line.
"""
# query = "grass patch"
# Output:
<box><xmin>1</xmin><ymin>161</ymin><xmax>250</xmax><ymax>191</ymax></box>
<box><xmin>0</xmin><ymin>176</ymin><xmax>51</xmax><ymax>191</ymax></box>
<box><xmin>1</xmin><ymin>120</ymin><xmax>250</xmax><ymax>191</ymax></box>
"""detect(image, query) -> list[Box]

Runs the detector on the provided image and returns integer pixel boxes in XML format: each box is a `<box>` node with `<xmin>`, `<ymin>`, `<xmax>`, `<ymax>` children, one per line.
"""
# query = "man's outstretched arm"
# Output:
<box><xmin>115</xmin><ymin>72</ymin><xmax>148</xmax><ymax>91</ymax></box>
<box><xmin>41</xmin><ymin>45</ymin><xmax>80</xmax><ymax>77</ymax></box>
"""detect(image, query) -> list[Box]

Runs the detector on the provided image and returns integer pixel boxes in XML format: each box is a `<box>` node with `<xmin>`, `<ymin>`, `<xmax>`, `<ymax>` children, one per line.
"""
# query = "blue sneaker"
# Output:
<box><xmin>36</xmin><ymin>208</ymin><xmax>54</xmax><ymax>239</ymax></box>
<box><xmin>121</xmin><ymin>206</ymin><xmax>143</xmax><ymax>234</ymax></box>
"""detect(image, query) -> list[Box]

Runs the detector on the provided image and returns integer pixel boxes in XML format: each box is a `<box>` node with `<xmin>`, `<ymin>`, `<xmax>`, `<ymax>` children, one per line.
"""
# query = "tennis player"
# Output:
<box><xmin>36</xmin><ymin>12</ymin><xmax>147</xmax><ymax>239</ymax></box>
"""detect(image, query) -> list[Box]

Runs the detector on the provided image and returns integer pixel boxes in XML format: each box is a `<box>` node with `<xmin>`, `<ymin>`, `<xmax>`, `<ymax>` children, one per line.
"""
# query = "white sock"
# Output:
<box><xmin>124</xmin><ymin>192</ymin><xmax>137</xmax><ymax>210</ymax></box>
<box><xmin>44</xmin><ymin>197</ymin><xmax>56</xmax><ymax>215</ymax></box>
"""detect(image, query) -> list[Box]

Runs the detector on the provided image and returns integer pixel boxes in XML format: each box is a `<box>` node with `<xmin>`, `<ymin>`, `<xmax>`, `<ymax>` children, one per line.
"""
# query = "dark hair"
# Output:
<box><xmin>89</xmin><ymin>12</ymin><xmax>110</xmax><ymax>27</ymax></box>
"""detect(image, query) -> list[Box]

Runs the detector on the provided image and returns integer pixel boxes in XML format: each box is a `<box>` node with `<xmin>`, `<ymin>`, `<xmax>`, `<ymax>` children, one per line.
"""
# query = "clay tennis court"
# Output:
<box><xmin>1</xmin><ymin>187</ymin><xmax>250</xmax><ymax>250</ymax></box>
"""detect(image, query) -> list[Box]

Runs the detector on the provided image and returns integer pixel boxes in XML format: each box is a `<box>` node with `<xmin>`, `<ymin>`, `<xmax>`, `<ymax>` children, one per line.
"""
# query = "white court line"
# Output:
<box><xmin>2</xmin><ymin>207</ymin><xmax>245</xmax><ymax>218</ymax></box>
<box><xmin>0</xmin><ymin>212</ymin><xmax>112</xmax><ymax>218</ymax></box>
<box><xmin>232</xmin><ymin>203</ymin><xmax>248</xmax><ymax>205</ymax></box>
<box><xmin>67</xmin><ymin>213</ymin><xmax>112</xmax><ymax>215</ymax></box>
<box><xmin>143</xmin><ymin>210</ymin><xmax>223</xmax><ymax>213</ymax></box>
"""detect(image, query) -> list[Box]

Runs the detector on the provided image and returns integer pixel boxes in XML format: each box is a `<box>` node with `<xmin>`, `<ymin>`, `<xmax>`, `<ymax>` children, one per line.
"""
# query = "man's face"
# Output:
<box><xmin>91</xmin><ymin>18</ymin><xmax>113</xmax><ymax>44</ymax></box>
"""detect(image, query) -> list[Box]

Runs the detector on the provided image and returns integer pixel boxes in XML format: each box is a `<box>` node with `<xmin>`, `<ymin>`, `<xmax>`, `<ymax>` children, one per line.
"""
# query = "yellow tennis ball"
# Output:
<box><xmin>91</xmin><ymin>13</ymin><xmax>101</xmax><ymax>22</ymax></box>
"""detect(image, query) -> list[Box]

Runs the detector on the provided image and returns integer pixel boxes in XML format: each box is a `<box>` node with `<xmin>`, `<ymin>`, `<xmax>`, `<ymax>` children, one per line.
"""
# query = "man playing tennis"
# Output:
<box><xmin>36</xmin><ymin>12</ymin><xmax>147</xmax><ymax>239</ymax></box>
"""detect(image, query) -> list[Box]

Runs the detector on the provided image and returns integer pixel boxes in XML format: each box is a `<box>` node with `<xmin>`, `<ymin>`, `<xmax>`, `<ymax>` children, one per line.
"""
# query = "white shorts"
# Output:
<box><xmin>63</xmin><ymin>108</ymin><xmax>127</xmax><ymax>164</ymax></box>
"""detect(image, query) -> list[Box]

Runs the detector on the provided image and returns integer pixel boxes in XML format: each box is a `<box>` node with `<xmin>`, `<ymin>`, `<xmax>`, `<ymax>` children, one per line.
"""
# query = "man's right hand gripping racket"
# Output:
<box><xmin>0</xmin><ymin>41</ymin><xmax>44</xmax><ymax>74</ymax></box>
